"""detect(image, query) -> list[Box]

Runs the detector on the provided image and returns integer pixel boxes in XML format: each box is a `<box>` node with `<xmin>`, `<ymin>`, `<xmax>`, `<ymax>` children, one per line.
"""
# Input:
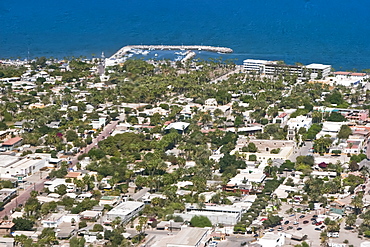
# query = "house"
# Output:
<box><xmin>0</xmin><ymin>221</ymin><xmax>14</xmax><ymax>236</ymax></box>
<box><xmin>156</xmin><ymin>220</ymin><xmax>182</xmax><ymax>231</ymax></box>
<box><xmin>224</xmin><ymin>169</ymin><xmax>266</xmax><ymax>194</ymax></box>
<box><xmin>287</xmin><ymin>116</ymin><xmax>312</xmax><ymax>131</ymax></box>
<box><xmin>44</xmin><ymin>178</ymin><xmax>76</xmax><ymax>193</ymax></box>
<box><xmin>164</xmin><ymin>122</ymin><xmax>190</xmax><ymax>134</ymax></box>
<box><xmin>99</xmin><ymin>196</ymin><xmax>120</xmax><ymax>206</ymax></box>
<box><xmin>106</xmin><ymin>201</ymin><xmax>145</xmax><ymax>223</ymax></box>
<box><xmin>1</xmin><ymin>137</ymin><xmax>23</xmax><ymax>151</ymax></box>
<box><xmin>80</xmin><ymin>210</ymin><xmax>102</xmax><ymax>221</ymax></box>
<box><xmin>41</xmin><ymin>213</ymin><xmax>79</xmax><ymax>228</ymax></box>
<box><xmin>46</xmin><ymin>121</ymin><xmax>61</xmax><ymax>129</ymax></box>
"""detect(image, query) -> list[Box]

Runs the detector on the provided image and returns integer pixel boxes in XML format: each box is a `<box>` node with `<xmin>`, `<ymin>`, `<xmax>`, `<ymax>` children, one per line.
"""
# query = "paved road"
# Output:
<box><xmin>289</xmin><ymin>141</ymin><xmax>313</xmax><ymax>162</ymax></box>
<box><xmin>210</xmin><ymin>65</ymin><xmax>243</xmax><ymax>84</ymax></box>
<box><xmin>0</xmin><ymin>180</ymin><xmax>45</xmax><ymax>218</ymax></box>
<box><xmin>70</xmin><ymin>120</ymin><xmax>118</xmax><ymax>167</ymax></box>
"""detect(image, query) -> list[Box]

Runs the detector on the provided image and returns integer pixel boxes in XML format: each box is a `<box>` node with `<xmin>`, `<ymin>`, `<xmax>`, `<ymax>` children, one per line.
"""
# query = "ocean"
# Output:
<box><xmin>1</xmin><ymin>0</ymin><xmax>370</xmax><ymax>70</ymax></box>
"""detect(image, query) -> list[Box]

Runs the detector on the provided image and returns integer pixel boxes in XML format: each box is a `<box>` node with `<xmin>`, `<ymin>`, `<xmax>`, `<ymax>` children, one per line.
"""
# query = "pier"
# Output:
<box><xmin>110</xmin><ymin>45</ymin><xmax>233</xmax><ymax>59</ymax></box>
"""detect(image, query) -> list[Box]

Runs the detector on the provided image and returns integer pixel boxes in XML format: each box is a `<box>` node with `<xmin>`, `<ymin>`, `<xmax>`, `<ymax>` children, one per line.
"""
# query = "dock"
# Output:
<box><xmin>110</xmin><ymin>45</ymin><xmax>233</xmax><ymax>59</ymax></box>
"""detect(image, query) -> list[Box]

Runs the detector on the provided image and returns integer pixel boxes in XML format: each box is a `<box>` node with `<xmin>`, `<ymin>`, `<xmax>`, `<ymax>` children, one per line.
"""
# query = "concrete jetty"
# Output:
<box><xmin>110</xmin><ymin>45</ymin><xmax>233</xmax><ymax>59</ymax></box>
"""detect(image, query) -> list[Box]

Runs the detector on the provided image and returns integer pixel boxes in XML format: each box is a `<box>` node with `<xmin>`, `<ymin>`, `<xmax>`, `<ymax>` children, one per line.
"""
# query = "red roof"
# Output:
<box><xmin>334</xmin><ymin>71</ymin><xmax>351</xmax><ymax>75</ymax></box>
<box><xmin>2</xmin><ymin>137</ymin><xmax>23</xmax><ymax>146</ymax></box>
<box><xmin>351</xmin><ymin>73</ymin><xmax>366</xmax><ymax>76</ymax></box>
<box><xmin>278</xmin><ymin>113</ymin><xmax>288</xmax><ymax>118</ymax></box>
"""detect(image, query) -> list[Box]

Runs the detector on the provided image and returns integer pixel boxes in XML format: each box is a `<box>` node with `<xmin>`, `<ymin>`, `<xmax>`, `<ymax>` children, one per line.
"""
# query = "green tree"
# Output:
<box><xmin>92</xmin><ymin>224</ymin><xmax>104</xmax><ymax>232</ymax></box>
<box><xmin>13</xmin><ymin>218</ymin><xmax>34</xmax><ymax>231</ymax></box>
<box><xmin>69</xmin><ymin>236</ymin><xmax>86</xmax><ymax>247</ymax></box>
<box><xmin>66</xmin><ymin>130</ymin><xmax>78</xmax><ymax>142</ymax></box>
<box><xmin>190</xmin><ymin>215</ymin><xmax>212</xmax><ymax>228</ymax></box>
<box><xmin>337</xmin><ymin>125</ymin><xmax>352</xmax><ymax>139</ymax></box>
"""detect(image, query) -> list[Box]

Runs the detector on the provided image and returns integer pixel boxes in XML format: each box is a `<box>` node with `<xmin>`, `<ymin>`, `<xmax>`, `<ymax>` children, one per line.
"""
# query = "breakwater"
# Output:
<box><xmin>110</xmin><ymin>45</ymin><xmax>233</xmax><ymax>58</ymax></box>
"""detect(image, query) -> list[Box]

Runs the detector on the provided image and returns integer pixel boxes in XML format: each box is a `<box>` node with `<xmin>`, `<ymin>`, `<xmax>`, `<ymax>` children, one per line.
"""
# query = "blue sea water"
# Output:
<box><xmin>1</xmin><ymin>0</ymin><xmax>370</xmax><ymax>70</ymax></box>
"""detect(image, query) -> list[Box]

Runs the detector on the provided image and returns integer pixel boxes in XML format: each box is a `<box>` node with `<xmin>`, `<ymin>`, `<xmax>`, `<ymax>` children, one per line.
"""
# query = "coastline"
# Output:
<box><xmin>110</xmin><ymin>45</ymin><xmax>233</xmax><ymax>59</ymax></box>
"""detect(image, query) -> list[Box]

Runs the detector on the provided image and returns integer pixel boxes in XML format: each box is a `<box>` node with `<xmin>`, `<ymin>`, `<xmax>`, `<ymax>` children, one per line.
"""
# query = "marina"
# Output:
<box><xmin>110</xmin><ymin>45</ymin><xmax>233</xmax><ymax>59</ymax></box>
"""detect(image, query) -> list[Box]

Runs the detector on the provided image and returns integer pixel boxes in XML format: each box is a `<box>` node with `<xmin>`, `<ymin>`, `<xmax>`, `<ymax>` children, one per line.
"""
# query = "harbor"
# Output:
<box><xmin>110</xmin><ymin>45</ymin><xmax>233</xmax><ymax>59</ymax></box>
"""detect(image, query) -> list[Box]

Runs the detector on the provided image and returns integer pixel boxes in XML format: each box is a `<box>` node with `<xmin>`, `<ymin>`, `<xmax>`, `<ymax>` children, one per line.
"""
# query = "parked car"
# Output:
<box><xmin>284</xmin><ymin>221</ymin><xmax>289</xmax><ymax>225</ymax></box>
<box><xmin>303</xmin><ymin>220</ymin><xmax>309</xmax><ymax>224</ymax></box>
<box><xmin>269</xmin><ymin>229</ymin><xmax>274</xmax><ymax>232</ymax></box>
<box><xmin>293</xmin><ymin>221</ymin><xmax>299</xmax><ymax>225</ymax></box>
<box><xmin>297</xmin><ymin>227</ymin><xmax>302</xmax><ymax>230</ymax></box>
<box><xmin>287</xmin><ymin>226</ymin><xmax>293</xmax><ymax>230</ymax></box>
<box><xmin>315</xmin><ymin>228</ymin><xmax>321</xmax><ymax>231</ymax></box>
<box><xmin>315</xmin><ymin>222</ymin><xmax>323</xmax><ymax>226</ymax></box>
<box><xmin>299</xmin><ymin>215</ymin><xmax>305</xmax><ymax>218</ymax></box>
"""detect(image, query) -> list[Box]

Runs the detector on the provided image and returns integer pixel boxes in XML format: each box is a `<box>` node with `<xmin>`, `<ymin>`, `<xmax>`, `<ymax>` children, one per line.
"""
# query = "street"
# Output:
<box><xmin>0</xmin><ymin>120</ymin><xmax>119</xmax><ymax>219</ymax></box>
<box><xmin>0</xmin><ymin>179</ymin><xmax>44</xmax><ymax>218</ymax></box>
<box><xmin>70</xmin><ymin>120</ymin><xmax>118</xmax><ymax>167</ymax></box>
<box><xmin>289</xmin><ymin>141</ymin><xmax>313</xmax><ymax>162</ymax></box>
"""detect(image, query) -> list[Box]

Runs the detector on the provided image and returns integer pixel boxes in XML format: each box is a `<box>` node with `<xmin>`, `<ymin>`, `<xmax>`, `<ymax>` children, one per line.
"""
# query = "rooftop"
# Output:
<box><xmin>166</xmin><ymin>227</ymin><xmax>208</xmax><ymax>246</ymax></box>
<box><xmin>2</xmin><ymin>137</ymin><xmax>22</xmax><ymax>146</ymax></box>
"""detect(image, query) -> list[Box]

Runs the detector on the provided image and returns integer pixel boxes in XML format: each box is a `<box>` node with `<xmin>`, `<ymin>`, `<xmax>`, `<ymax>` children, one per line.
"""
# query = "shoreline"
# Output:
<box><xmin>110</xmin><ymin>45</ymin><xmax>233</xmax><ymax>59</ymax></box>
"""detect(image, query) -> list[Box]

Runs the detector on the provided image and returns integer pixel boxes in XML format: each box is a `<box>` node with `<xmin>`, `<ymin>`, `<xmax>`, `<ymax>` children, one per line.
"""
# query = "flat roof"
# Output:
<box><xmin>167</xmin><ymin>228</ymin><xmax>208</xmax><ymax>246</ymax></box>
<box><xmin>306</xmin><ymin>63</ymin><xmax>331</xmax><ymax>69</ymax></box>
<box><xmin>165</xmin><ymin>122</ymin><xmax>190</xmax><ymax>131</ymax></box>
<box><xmin>107</xmin><ymin>201</ymin><xmax>144</xmax><ymax>216</ymax></box>
<box><xmin>0</xmin><ymin>156</ymin><xmax>20</xmax><ymax>168</ymax></box>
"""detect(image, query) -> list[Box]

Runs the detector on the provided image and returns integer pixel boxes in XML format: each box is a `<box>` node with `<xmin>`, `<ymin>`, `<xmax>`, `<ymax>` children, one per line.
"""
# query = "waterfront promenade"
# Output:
<box><xmin>110</xmin><ymin>45</ymin><xmax>233</xmax><ymax>58</ymax></box>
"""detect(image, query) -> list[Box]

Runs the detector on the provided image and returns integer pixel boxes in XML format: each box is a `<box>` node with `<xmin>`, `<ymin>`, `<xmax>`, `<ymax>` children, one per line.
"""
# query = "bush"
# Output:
<box><xmin>249</xmin><ymin>154</ymin><xmax>257</xmax><ymax>161</ymax></box>
<box><xmin>190</xmin><ymin>216</ymin><xmax>212</xmax><ymax>228</ymax></box>
<box><xmin>79</xmin><ymin>221</ymin><xmax>87</xmax><ymax>229</ymax></box>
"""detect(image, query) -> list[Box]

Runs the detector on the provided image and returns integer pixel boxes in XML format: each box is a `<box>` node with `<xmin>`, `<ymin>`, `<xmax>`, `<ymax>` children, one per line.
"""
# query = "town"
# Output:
<box><xmin>0</xmin><ymin>53</ymin><xmax>370</xmax><ymax>247</ymax></box>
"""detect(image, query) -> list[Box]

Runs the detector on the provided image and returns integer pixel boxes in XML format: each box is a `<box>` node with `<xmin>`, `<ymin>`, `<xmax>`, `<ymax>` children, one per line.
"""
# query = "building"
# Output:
<box><xmin>0</xmin><ymin>156</ymin><xmax>47</xmax><ymax>178</ymax></box>
<box><xmin>106</xmin><ymin>201</ymin><xmax>145</xmax><ymax>223</ymax></box>
<box><xmin>243</xmin><ymin>59</ymin><xmax>332</xmax><ymax>78</ymax></box>
<box><xmin>287</xmin><ymin>116</ymin><xmax>312</xmax><ymax>131</ymax></box>
<box><xmin>258</xmin><ymin>232</ymin><xmax>285</xmax><ymax>247</ymax></box>
<box><xmin>1</xmin><ymin>137</ymin><xmax>23</xmax><ymax>151</ymax></box>
<box><xmin>41</xmin><ymin>213</ymin><xmax>79</xmax><ymax>228</ymax></box>
<box><xmin>225</xmin><ymin>169</ymin><xmax>266</xmax><ymax>194</ymax></box>
<box><xmin>243</xmin><ymin>59</ymin><xmax>272</xmax><ymax>74</ymax></box>
<box><xmin>264</xmin><ymin>63</ymin><xmax>302</xmax><ymax>77</ymax></box>
<box><xmin>0</xmin><ymin>221</ymin><xmax>14</xmax><ymax>237</ymax></box>
<box><xmin>175</xmin><ymin>204</ymin><xmax>243</xmax><ymax>225</ymax></box>
<box><xmin>163</xmin><ymin>227</ymin><xmax>211</xmax><ymax>247</ymax></box>
<box><xmin>44</xmin><ymin>178</ymin><xmax>76</xmax><ymax>193</ymax></box>
<box><xmin>99</xmin><ymin>196</ymin><xmax>120</xmax><ymax>206</ymax></box>
<box><xmin>164</xmin><ymin>122</ymin><xmax>190</xmax><ymax>134</ymax></box>
<box><xmin>305</xmin><ymin>63</ymin><xmax>332</xmax><ymax>79</ymax></box>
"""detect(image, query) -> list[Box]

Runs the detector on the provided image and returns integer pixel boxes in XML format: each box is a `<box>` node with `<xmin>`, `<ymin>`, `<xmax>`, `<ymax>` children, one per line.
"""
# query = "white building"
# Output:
<box><xmin>106</xmin><ymin>201</ymin><xmax>145</xmax><ymax>223</ymax></box>
<box><xmin>258</xmin><ymin>232</ymin><xmax>285</xmax><ymax>247</ymax></box>
<box><xmin>287</xmin><ymin>116</ymin><xmax>312</xmax><ymax>131</ymax></box>
<box><xmin>166</xmin><ymin>228</ymin><xmax>210</xmax><ymax>247</ymax></box>
<box><xmin>175</xmin><ymin>204</ymin><xmax>243</xmax><ymax>225</ymax></box>
<box><xmin>41</xmin><ymin>213</ymin><xmax>80</xmax><ymax>228</ymax></box>
<box><xmin>243</xmin><ymin>59</ymin><xmax>272</xmax><ymax>74</ymax></box>
<box><xmin>305</xmin><ymin>63</ymin><xmax>332</xmax><ymax>78</ymax></box>
<box><xmin>0</xmin><ymin>156</ymin><xmax>47</xmax><ymax>178</ymax></box>
<box><xmin>44</xmin><ymin>178</ymin><xmax>76</xmax><ymax>193</ymax></box>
